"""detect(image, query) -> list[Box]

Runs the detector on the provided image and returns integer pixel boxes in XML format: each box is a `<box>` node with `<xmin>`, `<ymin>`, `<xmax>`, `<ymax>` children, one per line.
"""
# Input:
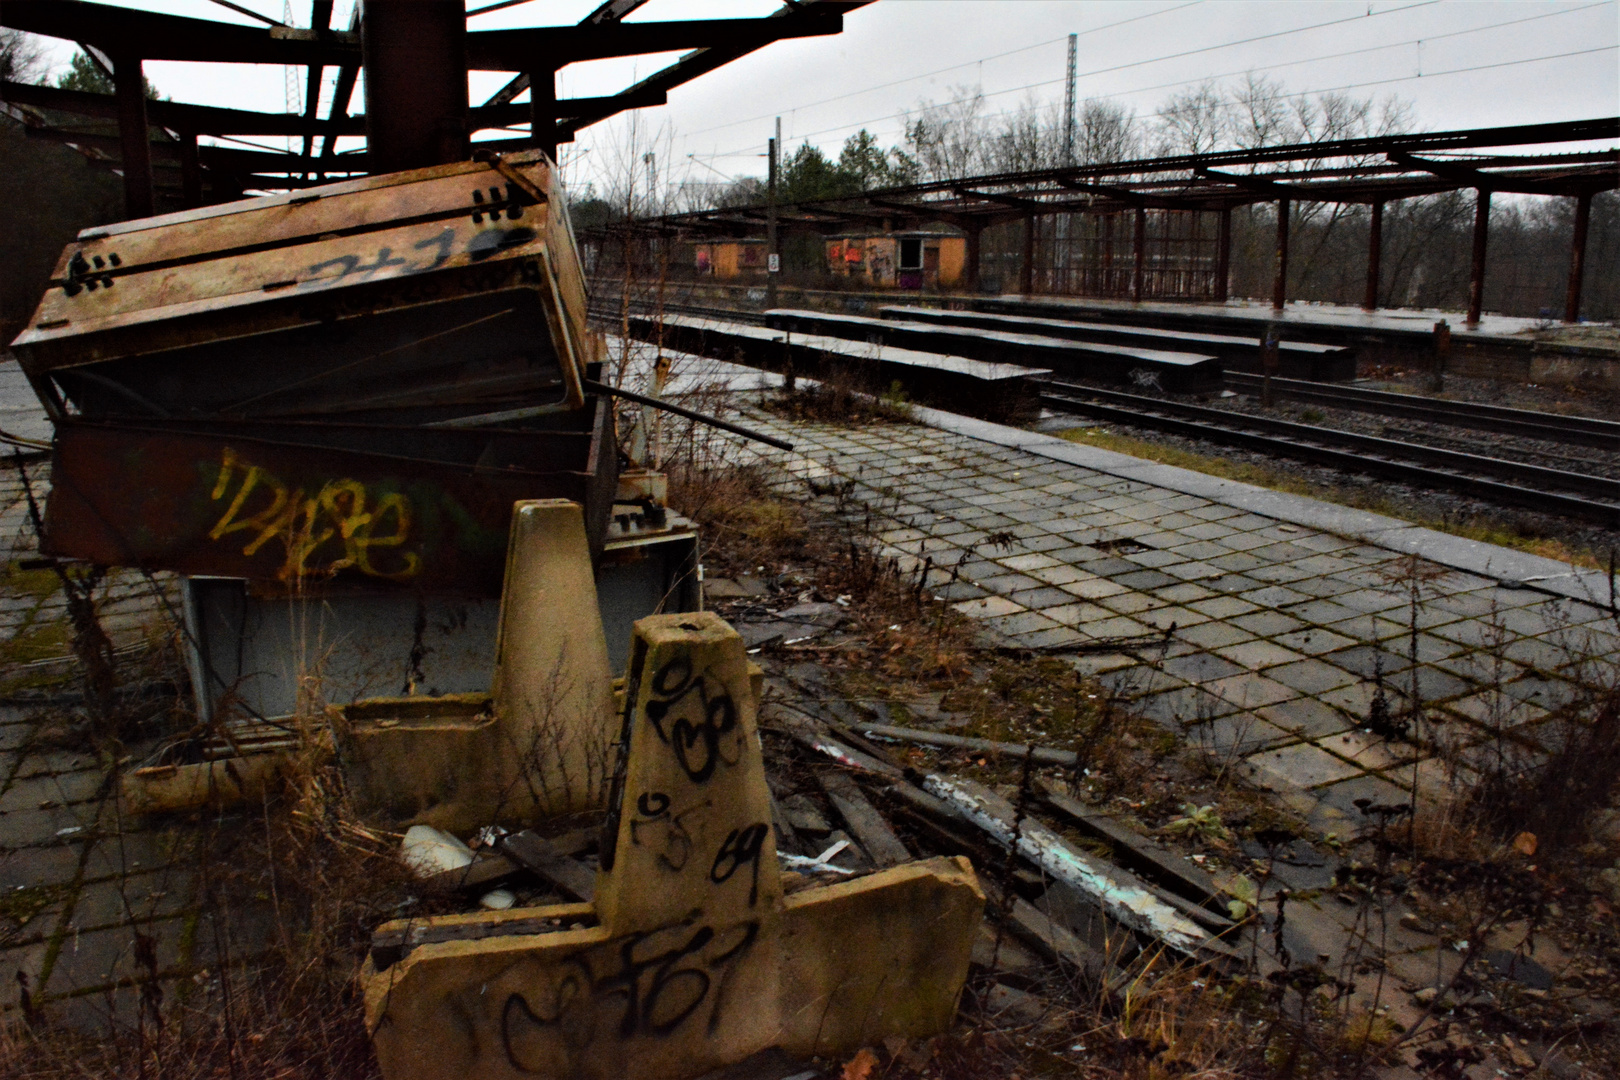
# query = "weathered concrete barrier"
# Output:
<box><xmin>334</xmin><ymin>499</ymin><xmax>618</xmax><ymax>833</ymax></box>
<box><xmin>362</xmin><ymin>611</ymin><xmax>983</xmax><ymax>1080</ymax></box>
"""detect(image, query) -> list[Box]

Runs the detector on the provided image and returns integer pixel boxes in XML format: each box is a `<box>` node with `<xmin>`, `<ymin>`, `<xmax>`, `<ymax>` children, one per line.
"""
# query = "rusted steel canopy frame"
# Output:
<box><xmin>362</xmin><ymin>0</ymin><xmax>469</xmax><ymax>174</ymax></box>
<box><xmin>1566</xmin><ymin>190</ymin><xmax>1592</xmax><ymax>323</ymax></box>
<box><xmin>0</xmin><ymin>1</ymin><xmax>849</xmax><ymax>69</ymax></box>
<box><xmin>1364</xmin><ymin>199</ymin><xmax>1384</xmax><ymax>312</ymax></box>
<box><xmin>1273</xmin><ymin>198</ymin><xmax>1290</xmax><ymax>313</ymax></box>
<box><xmin>113</xmin><ymin>54</ymin><xmax>153</xmax><ymax>219</ymax></box>
<box><xmin>1466</xmin><ymin>188</ymin><xmax>1491</xmax><ymax>327</ymax></box>
<box><xmin>554</xmin><ymin>2</ymin><xmax>866</xmax><ymax>143</ymax></box>
<box><xmin>0</xmin><ymin>83</ymin><xmax>664</xmax><ymax>141</ymax></box>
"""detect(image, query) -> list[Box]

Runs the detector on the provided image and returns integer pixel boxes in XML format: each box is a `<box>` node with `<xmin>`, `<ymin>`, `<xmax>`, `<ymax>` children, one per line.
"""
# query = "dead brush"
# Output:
<box><xmin>765</xmin><ymin>356</ymin><xmax>913</xmax><ymax>425</ymax></box>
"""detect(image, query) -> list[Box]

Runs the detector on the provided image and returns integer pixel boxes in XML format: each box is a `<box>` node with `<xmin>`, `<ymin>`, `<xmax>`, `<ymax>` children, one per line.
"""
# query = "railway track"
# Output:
<box><xmin>1040</xmin><ymin>380</ymin><xmax>1620</xmax><ymax>527</ymax></box>
<box><xmin>1222</xmin><ymin>371</ymin><xmax>1620</xmax><ymax>450</ymax></box>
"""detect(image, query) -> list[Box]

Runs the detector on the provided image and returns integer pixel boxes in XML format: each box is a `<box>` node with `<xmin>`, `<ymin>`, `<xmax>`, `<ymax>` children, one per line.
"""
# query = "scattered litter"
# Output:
<box><xmin>479</xmin><ymin>889</ymin><xmax>516</xmax><ymax>910</ymax></box>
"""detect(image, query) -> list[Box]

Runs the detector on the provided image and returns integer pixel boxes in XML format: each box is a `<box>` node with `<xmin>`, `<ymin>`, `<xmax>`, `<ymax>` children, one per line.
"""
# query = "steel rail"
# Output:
<box><xmin>1040</xmin><ymin>382</ymin><xmax>1620</xmax><ymax>527</ymax></box>
<box><xmin>1222</xmin><ymin>372</ymin><xmax>1620</xmax><ymax>450</ymax></box>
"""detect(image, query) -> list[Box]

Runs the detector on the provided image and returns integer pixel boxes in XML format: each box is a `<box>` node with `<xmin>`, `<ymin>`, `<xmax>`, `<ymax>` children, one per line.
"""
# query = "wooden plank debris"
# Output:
<box><xmin>816</xmin><ymin>768</ymin><xmax>912</xmax><ymax>866</ymax></box>
<box><xmin>857</xmin><ymin>723</ymin><xmax>1079</xmax><ymax>768</ymax></box>
<box><xmin>421</xmin><ymin>852</ymin><xmax>520</xmax><ymax>894</ymax></box>
<box><xmin>496</xmin><ymin>829</ymin><xmax>598</xmax><ymax>901</ymax></box>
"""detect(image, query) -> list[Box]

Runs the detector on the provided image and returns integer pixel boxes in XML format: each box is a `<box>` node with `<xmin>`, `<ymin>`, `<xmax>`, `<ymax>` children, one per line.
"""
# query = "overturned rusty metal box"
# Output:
<box><xmin>9</xmin><ymin>149</ymin><xmax>615</xmax><ymax>596</ymax></box>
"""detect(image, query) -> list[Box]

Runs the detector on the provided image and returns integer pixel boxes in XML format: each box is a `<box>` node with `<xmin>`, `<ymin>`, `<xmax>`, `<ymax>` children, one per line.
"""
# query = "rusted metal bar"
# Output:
<box><xmin>1214</xmin><ymin>206</ymin><xmax>1230</xmax><ymax>302</ymax></box>
<box><xmin>1131</xmin><ymin>206</ymin><xmax>1145</xmax><ymax>302</ymax></box>
<box><xmin>1272</xmin><ymin>197</ymin><xmax>1290</xmax><ymax>312</ymax></box>
<box><xmin>361</xmin><ymin>0</ymin><xmax>468</xmax><ymax>173</ymax></box>
<box><xmin>1466</xmin><ymin>187</ymin><xmax>1491</xmax><ymax>326</ymax></box>
<box><xmin>1565</xmin><ymin>190</ymin><xmax>1592</xmax><ymax>323</ymax></box>
<box><xmin>584</xmin><ymin>379</ymin><xmax>793</xmax><ymax>452</ymax></box>
<box><xmin>113</xmin><ymin>53</ymin><xmax>153</xmax><ymax>219</ymax></box>
<box><xmin>1363</xmin><ymin>199</ymin><xmax>1384</xmax><ymax>312</ymax></box>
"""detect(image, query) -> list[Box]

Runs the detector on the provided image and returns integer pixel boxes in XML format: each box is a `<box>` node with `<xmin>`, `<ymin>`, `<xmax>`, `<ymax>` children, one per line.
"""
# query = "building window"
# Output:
<box><xmin>899</xmin><ymin>237</ymin><xmax>924</xmax><ymax>271</ymax></box>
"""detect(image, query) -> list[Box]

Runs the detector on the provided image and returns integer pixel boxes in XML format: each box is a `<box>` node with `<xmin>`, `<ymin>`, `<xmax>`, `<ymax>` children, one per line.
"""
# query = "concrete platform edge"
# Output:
<box><xmin>905</xmin><ymin>404</ymin><xmax>1618</xmax><ymax>609</ymax></box>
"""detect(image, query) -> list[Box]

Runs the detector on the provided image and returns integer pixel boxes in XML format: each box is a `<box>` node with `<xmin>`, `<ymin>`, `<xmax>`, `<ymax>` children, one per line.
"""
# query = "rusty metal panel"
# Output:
<box><xmin>10</xmin><ymin>150</ymin><xmax>589</xmax><ymax>412</ymax></box>
<box><xmin>41</xmin><ymin>421</ymin><xmax>599</xmax><ymax>596</ymax></box>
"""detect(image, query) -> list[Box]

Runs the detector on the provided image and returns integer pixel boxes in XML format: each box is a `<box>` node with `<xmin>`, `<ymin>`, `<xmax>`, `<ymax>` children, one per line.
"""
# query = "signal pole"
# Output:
<box><xmin>767</xmin><ymin>117</ymin><xmax>780</xmax><ymax>309</ymax></box>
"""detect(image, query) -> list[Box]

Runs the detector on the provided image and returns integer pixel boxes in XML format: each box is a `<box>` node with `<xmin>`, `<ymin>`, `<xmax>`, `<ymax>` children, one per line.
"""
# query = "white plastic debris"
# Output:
<box><xmin>479</xmin><ymin>889</ymin><xmax>516</xmax><ymax>910</ymax></box>
<box><xmin>401</xmin><ymin>824</ymin><xmax>475</xmax><ymax>877</ymax></box>
<box><xmin>779</xmin><ymin>839</ymin><xmax>855</xmax><ymax>876</ymax></box>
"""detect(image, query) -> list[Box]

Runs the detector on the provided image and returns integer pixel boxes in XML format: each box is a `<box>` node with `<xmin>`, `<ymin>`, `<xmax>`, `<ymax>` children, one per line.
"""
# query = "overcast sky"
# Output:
<box><xmin>19</xmin><ymin>0</ymin><xmax>1620</xmax><ymax>194</ymax></box>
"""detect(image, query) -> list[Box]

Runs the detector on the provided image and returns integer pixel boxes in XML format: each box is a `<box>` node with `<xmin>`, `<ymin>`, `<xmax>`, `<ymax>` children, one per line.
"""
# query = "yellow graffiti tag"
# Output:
<box><xmin>208</xmin><ymin>448</ymin><xmax>421</xmax><ymax>582</ymax></box>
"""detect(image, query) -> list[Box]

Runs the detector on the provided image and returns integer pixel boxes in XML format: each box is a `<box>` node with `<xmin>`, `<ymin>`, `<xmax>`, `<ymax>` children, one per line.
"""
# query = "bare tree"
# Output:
<box><xmin>0</xmin><ymin>28</ymin><xmax>49</xmax><ymax>84</ymax></box>
<box><xmin>1077</xmin><ymin>98</ymin><xmax>1139</xmax><ymax>165</ymax></box>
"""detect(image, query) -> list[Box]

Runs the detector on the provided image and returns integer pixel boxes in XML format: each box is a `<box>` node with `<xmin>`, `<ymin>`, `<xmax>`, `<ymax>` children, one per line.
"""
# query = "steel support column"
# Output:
<box><xmin>1215</xmin><ymin>206</ymin><xmax>1231</xmax><ymax>302</ymax></box>
<box><xmin>1363</xmin><ymin>200</ymin><xmax>1384</xmax><ymax>312</ymax></box>
<box><xmin>1131</xmin><ymin>206</ymin><xmax>1145</xmax><ymax>302</ymax></box>
<box><xmin>530</xmin><ymin>63</ymin><xmax>557</xmax><ymax>162</ymax></box>
<box><xmin>1565</xmin><ymin>190</ymin><xmax>1592</xmax><ymax>324</ymax></box>
<box><xmin>1466</xmin><ymin>188</ymin><xmax>1491</xmax><ymax>327</ymax></box>
<box><xmin>361</xmin><ymin>0</ymin><xmax>469</xmax><ymax>174</ymax></box>
<box><xmin>1272</xmin><ymin>198</ymin><xmax>1290</xmax><ymax>313</ymax></box>
<box><xmin>1020</xmin><ymin>213</ymin><xmax>1035</xmax><ymax>295</ymax></box>
<box><xmin>113</xmin><ymin>54</ymin><xmax>154</xmax><ymax>219</ymax></box>
<box><xmin>963</xmin><ymin>225</ymin><xmax>982</xmax><ymax>294</ymax></box>
<box><xmin>178</xmin><ymin>130</ymin><xmax>203</xmax><ymax>208</ymax></box>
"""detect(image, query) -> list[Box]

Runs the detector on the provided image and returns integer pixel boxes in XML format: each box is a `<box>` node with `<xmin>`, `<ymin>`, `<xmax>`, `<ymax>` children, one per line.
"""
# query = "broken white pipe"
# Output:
<box><xmin>921</xmin><ymin>775</ymin><xmax>1212</xmax><ymax>956</ymax></box>
<box><xmin>779</xmin><ymin>839</ymin><xmax>856</xmax><ymax>876</ymax></box>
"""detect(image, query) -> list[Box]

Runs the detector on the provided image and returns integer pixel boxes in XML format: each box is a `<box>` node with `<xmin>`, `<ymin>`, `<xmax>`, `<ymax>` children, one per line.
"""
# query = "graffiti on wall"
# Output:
<box><xmin>208</xmin><ymin>448</ymin><xmax>421</xmax><ymax>582</ymax></box>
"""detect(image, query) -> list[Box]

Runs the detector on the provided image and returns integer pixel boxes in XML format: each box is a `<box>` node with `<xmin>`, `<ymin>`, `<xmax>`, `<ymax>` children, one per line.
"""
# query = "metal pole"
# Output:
<box><xmin>964</xmin><ymin>225</ymin><xmax>982</xmax><ymax>294</ymax></box>
<box><xmin>531</xmin><ymin>63</ymin><xmax>557</xmax><ymax>163</ymax></box>
<box><xmin>178</xmin><ymin>130</ymin><xmax>203</xmax><ymax>208</ymax></box>
<box><xmin>113</xmin><ymin>54</ymin><xmax>154</xmax><ymax>219</ymax></box>
<box><xmin>361</xmin><ymin>0</ymin><xmax>469</xmax><ymax>173</ymax></box>
<box><xmin>1063</xmin><ymin>33</ymin><xmax>1077</xmax><ymax>167</ymax></box>
<box><xmin>1131</xmin><ymin>206</ymin><xmax>1145</xmax><ymax>302</ymax></box>
<box><xmin>1215</xmin><ymin>206</ymin><xmax>1231</xmax><ymax>302</ymax></box>
<box><xmin>1020</xmin><ymin>213</ymin><xmax>1035</xmax><ymax>295</ymax></box>
<box><xmin>1272</xmin><ymin>197</ymin><xmax>1290</xmax><ymax>313</ymax></box>
<box><xmin>1466</xmin><ymin>188</ymin><xmax>1491</xmax><ymax>327</ymax></box>
<box><xmin>1564</xmin><ymin>190</ymin><xmax>1592</xmax><ymax>324</ymax></box>
<box><xmin>1363</xmin><ymin>200</ymin><xmax>1384</xmax><ymax>312</ymax></box>
<box><xmin>767</xmin><ymin>120</ymin><xmax>779</xmax><ymax>310</ymax></box>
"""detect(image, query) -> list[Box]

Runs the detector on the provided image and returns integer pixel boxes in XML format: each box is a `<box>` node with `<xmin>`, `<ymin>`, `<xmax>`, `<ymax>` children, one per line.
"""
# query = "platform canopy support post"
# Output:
<box><xmin>1466</xmin><ymin>187</ymin><xmax>1491</xmax><ymax>328</ymax></box>
<box><xmin>1564</xmin><ymin>190</ymin><xmax>1592</xmax><ymax>324</ymax></box>
<box><xmin>1363</xmin><ymin>200</ymin><xmax>1384</xmax><ymax>312</ymax></box>
<box><xmin>114</xmin><ymin>53</ymin><xmax>154</xmax><ymax>219</ymax></box>
<box><xmin>1214</xmin><ymin>206</ymin><xmax>1231</xmax><ymax>302</ymax></box>
<box><xmin>1272</xmin><ymin>197</ymin><xmax>1290</xmax><ymax>313</ymax></box>
<box><xmin>1131</xmin><ymin>206</ymin><xmax>1146</xmax><ymax>302</ymax></box>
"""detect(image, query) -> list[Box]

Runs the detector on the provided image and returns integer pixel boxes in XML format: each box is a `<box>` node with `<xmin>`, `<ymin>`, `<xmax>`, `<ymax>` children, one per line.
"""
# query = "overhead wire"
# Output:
<box><xmin>677</xmin><ymin>0</ymin><xmax>1205</xmax><ymax>140</ymax></box>
<box><xmin>686</xmin><ymin>3</ymin><xmax>1617</xmax><ymax>161</ymax></box>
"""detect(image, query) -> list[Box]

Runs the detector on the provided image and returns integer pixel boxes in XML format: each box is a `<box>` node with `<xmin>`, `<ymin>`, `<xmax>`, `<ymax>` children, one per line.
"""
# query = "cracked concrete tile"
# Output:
<box><xmin>952</xmin><ymin>595</ymin><xmax>1025</xmax><ymax>619</ymax></box>
<box><xmin>1264</xmin><ymin>660</ymin><xmax>1360</xmax><ymax>696</ymax></box>
<box><xmin>1245</xmin><ymin>742</ymin><xmax>1363</xmax><ymax>790</ymax></box>
<box><xmin>1204</xmin><ymin>673</ymin><xmax>1299</xmax><ymax>710</ymax></box>
<box><xmin>1213</xmin><ymin>640</ymin><xmax>1309</xmax><ymax>672</ymax></box>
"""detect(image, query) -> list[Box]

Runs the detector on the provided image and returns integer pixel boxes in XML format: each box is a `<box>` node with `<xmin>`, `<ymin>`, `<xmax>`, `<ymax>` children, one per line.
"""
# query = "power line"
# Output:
<box><xmin>688</xmin><ymin>7</ymin><xmax>1615</xmax><ymax>161</ymax></box>
<box><xmin>678</xmin><ymin>1</ymin><xmax>1205</xmax><ymax>140</ymax></box>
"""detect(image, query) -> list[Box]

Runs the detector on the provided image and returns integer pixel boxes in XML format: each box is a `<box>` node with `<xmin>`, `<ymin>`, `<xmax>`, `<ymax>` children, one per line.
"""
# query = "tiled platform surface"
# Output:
<box><xmin>0</xmin><ymin>460</ymin><xmax>203</xmax><ymax>1030</ymax></box>
<box><xmin>721</xmin><ymin>392</ymin><xmax>1619</xmax><ymax>838</ymax></box>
